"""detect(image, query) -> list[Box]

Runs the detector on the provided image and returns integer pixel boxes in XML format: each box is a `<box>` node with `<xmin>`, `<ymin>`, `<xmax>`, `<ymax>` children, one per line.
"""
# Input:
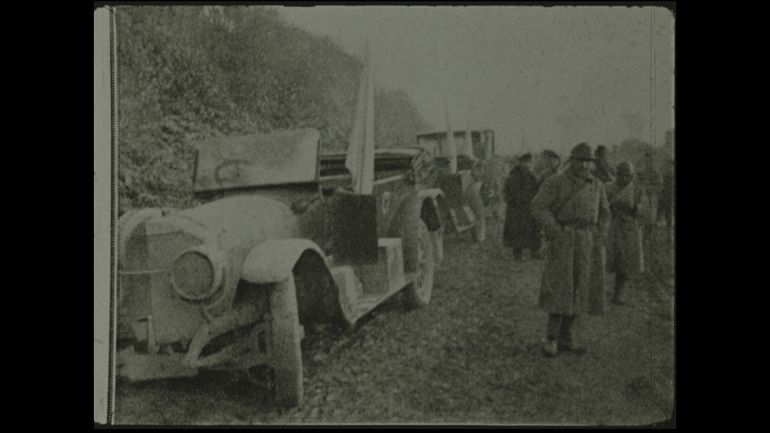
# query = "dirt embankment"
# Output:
<box><xmin>116</xmin><ymin>219</ymin><xmax>674</xmax><ymax>426</ymax></box>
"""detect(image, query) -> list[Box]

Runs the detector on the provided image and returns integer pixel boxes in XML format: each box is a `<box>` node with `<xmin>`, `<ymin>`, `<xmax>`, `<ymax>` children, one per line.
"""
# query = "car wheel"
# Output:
<box><xmin>405</xmin><ymin>219</ymin><xmax>435</xmax><ymax>308</ymax></box>
<box><xmin>430</xmin><ymin>227</ymin><xmax>444</xmax><ymax>266</ymax></box>
<box><xmin>269</xmin><ymin>274</ymin><xmax>303</xmax><ymax>407</ymax></box>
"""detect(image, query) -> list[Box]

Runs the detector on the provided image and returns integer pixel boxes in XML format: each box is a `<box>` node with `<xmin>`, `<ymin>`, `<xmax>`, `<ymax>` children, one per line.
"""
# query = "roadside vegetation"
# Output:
<box><xmin>117</xmin><ymin>6</ymin><xmax>429</xmax><ymax>213</ymax></box>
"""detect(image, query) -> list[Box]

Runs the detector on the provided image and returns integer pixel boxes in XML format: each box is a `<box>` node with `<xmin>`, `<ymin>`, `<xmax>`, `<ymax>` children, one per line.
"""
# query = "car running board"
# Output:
<box><xmin>330</xmin><ymin>238</ymin><xmax>407</xmax><ymax>324</ymax></box>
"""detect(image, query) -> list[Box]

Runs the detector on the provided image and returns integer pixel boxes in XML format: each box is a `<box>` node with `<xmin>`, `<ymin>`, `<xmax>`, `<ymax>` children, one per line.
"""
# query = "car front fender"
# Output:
<box><xmin>417</xmin><ymin>188</ymin><xmax>445</xmax><ymax>232</ymax></box>
<box><xmin>417</xmin><ymin>187</ymin><xmax>443</xmax><ymax>202</ymax></box>
<box><xmin>241</xmin><ymin>239</ymin><xmax>326</xmax><ymax>284</ymax></box>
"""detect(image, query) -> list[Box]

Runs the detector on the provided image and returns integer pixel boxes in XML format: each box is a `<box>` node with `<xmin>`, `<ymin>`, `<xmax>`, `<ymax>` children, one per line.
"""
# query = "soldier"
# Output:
<box><xmin>503</xmin><ymin>153</ymin><xmax>540</xmax><ymax>261</ymax></box>
<box><xmin>606</xmin><ymin>162</ymin><xmax>647</xmax><ymax>305</ymax></box>
<box><xmin>532</xmin><ymin>142</ymin><xmax>611</xmax><ymax>357</ymax></box>
<box><xmin>593</xmin><ymin>145</ymin><xmax>616</xmax><ymax>184</ymax></box>
<box><xmin>534</xmin><ymin>149</ymin><xmax>562</xmax><ymax>258</ymax></box>
<box><xmin>537</xmin><ymin>149</ymin><xmax>562</xmax><ymax>185</ymax></box>
<box><xmin>589</xmin><ymin>145</ymin><xmax>613</xmax><ymax>305</ymax></box>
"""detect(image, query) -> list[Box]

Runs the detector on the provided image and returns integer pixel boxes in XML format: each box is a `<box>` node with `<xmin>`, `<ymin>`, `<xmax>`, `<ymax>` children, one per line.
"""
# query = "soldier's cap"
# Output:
<box><xmin>518</xmin><ymin>153</ymin><xmax>533</xmax><ymax>162</ymax></box>
<box><xmin>543</xmin><ymin>149</ymin><xmax>560</xmax><ymax>160</ymax></box>
<box><xmin>569</xmin><ymin>142</ymin><xmax>595</xmax><ymax>161</ymax></box>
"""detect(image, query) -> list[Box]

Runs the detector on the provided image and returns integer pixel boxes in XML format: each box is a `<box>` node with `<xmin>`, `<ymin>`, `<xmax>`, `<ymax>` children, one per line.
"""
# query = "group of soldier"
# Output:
<box><xmin>501</xmin><ymin>142</ymin><xmax>674</xmax><ymax>358</ymax></box>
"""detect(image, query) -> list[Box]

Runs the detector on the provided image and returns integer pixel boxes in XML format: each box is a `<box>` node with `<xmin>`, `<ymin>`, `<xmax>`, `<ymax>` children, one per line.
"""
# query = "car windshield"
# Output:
<box><xmin>192</xmin><ymin>129</ymin><xmax>320</xmax><ymax>192</ymax></box>
<box><xmin>417</xmin><ymin>130</ymin><xmax>493</xmax><ymax>160</ymax></box>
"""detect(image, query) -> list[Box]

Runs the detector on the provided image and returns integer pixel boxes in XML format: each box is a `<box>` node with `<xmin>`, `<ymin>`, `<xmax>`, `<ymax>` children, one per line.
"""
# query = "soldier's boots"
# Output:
<box><xmin>542</xmin><ymin>340</ymin><xmax>558</xmax><ymax>357</ymax></box>
<box><xmin>543</xmin><ymin>339</ymin><xmax>588</xmax><ymax>356</ymax></box>
<box><xmin>612</xmin><ymin>285</ymin><xmax>627</xmax><ymax>305</ymax></box>
<box><xmin>558</xmin><ymin>340</ymin><xmax>588</xmax><ymax>355</ymax></box>
<box><xmin>612</xmin><ymin>293</ymin><xmax>627</xmax><ymax>305</ymax></box>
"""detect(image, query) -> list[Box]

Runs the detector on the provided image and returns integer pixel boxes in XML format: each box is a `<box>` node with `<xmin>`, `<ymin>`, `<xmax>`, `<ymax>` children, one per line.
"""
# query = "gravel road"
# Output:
<box><xmin>115</xmin><ymin>218</ymin><xmax>674</xmax><ymax>426</ymax></box>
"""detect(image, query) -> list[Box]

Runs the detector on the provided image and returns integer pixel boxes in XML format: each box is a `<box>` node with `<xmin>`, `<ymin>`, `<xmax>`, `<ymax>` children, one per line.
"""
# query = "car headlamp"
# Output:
<box><xmin>170</xmin><ymin>245</ymin><xmax>225</xmax><ymax>301</ymax></box>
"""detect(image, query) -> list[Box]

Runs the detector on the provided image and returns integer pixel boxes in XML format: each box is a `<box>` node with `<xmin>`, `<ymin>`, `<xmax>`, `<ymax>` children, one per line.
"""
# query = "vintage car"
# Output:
<box><xmin>416</xmin><ymin>129</ymin><xmax>504</xmax><ymax>241</ymax></box>
<box><xmin>117</xmin><ymin>128</ymin><xmax>446</xmax><ymax>406</ymax></box>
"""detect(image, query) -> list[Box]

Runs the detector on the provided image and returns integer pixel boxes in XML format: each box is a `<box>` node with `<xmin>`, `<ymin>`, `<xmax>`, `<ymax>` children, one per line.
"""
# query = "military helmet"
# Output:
<box><xmin>569</xmin><ymin>142</ymin><xmax>595</xmax><ymax>161</ymax></box>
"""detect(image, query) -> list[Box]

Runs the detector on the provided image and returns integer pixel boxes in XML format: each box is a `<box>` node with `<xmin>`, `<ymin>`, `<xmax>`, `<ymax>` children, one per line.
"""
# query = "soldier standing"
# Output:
<box><xmin>606</xmin><ymin>162</ymin><xmax>647</xmax><ymax>305</ymax></box>
<box><xmin>503</xmin><ymin>153</ymin><xmax>540</xmax><ymax>260</ymax></box>
<box><xmin>593</xmin><ymin>145</ymin><xmax>616</xmax><ymax>184</ymax></box>
<box><xmin>531</xmin><ymin>143</ymin><xmax>611</xmax><ymax>357</ymax></box>
<box><xmin>537</xmin><ymin>149</ymin><xmax>562</xmax><ymax>184</ymax></box>
<box><xmin>534</xmin><ymin>149</ymin><xmax>562</xmax><ymax>258</ymax></box>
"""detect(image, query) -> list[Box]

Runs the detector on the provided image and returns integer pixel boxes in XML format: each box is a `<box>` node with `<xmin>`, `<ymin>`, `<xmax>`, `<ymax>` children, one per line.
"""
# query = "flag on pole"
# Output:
<box><xmin>443</xmin><ymin>96</ymin><xmax>458</xmax><ymax>174</ymax></box>
<box><xmin>345</xmin><ymin>38</ymin><xmax>375</xmax><ymax>195</ymax></box>
<box><xmin>465</xmin><ymin>96</ymin><xmax>474</xmax><ymax>158</ymax></box>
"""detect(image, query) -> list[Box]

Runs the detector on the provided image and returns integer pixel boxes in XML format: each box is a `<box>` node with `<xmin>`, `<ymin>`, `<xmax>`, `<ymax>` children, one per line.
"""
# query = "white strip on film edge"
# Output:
<box><xmin>94</xmin><ymin>6</ymin><xmax>116</xmax><ymax>425</ymax></box>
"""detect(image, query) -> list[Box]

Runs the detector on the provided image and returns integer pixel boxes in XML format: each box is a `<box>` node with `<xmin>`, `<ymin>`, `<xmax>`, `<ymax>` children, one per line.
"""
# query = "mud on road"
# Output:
<box><xmin>115</xmin><ymin>219</ymin><xmax>674</xmax><ymax>426</ymax></box>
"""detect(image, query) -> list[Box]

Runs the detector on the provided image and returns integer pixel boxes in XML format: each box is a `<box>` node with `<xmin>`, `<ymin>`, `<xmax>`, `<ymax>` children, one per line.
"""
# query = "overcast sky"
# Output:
<box><xmin>277</xmin><ymin>5</ymin><xmax>674</xmax><ymax>157</ymax></box>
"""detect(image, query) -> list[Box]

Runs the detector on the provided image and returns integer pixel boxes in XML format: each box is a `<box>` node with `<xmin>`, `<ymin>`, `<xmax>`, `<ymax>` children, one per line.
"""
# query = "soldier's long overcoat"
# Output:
<box><xmin>605</xmin><ymin>181</ymin><xmax>647</xmax><ymax>275</ymax></box>
<box><xmin>636</xmin><ymin>167</ymin><xmax>662</xmax><ymax>224</ymax></box>
<box><xmin>503</xmin><ymin>165</ymin><xmax>539</xmax><ymax>249</ymax></box>
<box><xmin>531</xmin><ymin>168</ymin><xmax>611</xmax><ymax>316</ymax></box>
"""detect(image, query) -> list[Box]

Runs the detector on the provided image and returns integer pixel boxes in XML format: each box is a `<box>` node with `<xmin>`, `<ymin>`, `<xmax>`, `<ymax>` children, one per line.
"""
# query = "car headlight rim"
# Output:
<box><xmin>170</xmin><ymin>245</ymin><xmax>225</xmax><ymax>301</ymax></box>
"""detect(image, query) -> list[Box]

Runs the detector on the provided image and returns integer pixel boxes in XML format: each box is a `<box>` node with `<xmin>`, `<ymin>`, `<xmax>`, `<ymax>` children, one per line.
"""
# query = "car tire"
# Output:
<box><xmin>269</xmin><ymin>274</ymin><xmax>304</xmax><ymax>407</ymax></box>
<box><xmin>403</xmin><ymin>219</ymin><xmax>435</xmax><ymax>308</ymax></box>
<box><xmin>430</xmin><ymin>228</ymin><xmax>444</xmax><ymax>266</ymax></box>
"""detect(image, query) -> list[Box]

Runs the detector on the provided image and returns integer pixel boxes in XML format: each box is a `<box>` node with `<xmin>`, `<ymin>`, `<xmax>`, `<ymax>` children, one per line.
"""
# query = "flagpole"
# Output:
<box><xmin>345</xmin><ymin>36</ymin><xmax>375</xmax><ymax>195</ymax></box>
<box><xmin>466</xmin><ymin>95</ymin><xmax>474</xmax><ymax>159</ymax></box>
<box><xmin>443</xmin><ymin>95</ymin><xmax>457</xmax><ymax>174</ymax></box>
